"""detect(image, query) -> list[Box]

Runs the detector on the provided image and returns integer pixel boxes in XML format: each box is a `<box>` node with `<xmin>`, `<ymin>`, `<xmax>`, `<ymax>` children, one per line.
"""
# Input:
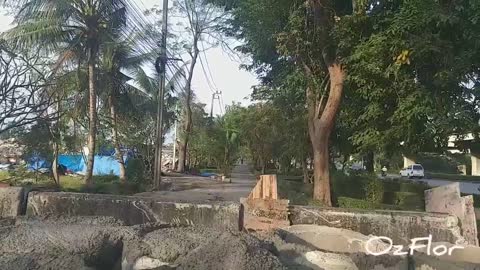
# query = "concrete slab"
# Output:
<box><xmin>0</xmin><ymin>187</ymin><xmax>25</xmax><ymax>218</ymax></box>
<box><xmin>413</xmin><ymin>252</ymin><xmax>480</xmax><ymax>270</ymax></box>
<box><xmin>26</xmin><ymin>192</ymin><xmax>241</xmax><ymax>230</ymax></box>
<box><xmin>280</xmin><ymin>224</ymin><xmax>391</xmax><ymax>254</ymax></box>
<box><xmin>417</xmin><ymin>242</ymin><xmax>480</xmax><ymax>265</ymax></box>
<box><xmin>425</xmin><ymin>183</ymin><xmax>479</xmax><ymax>246</ymax></box>
<box><xmin>289</xmin><ymin>206</ymin><xmax>464</xmax><ymax>245</ymax></box>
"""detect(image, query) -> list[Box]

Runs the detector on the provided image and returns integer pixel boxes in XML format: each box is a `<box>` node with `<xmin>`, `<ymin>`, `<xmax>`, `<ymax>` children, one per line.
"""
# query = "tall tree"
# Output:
<box><xmin>99</xmin><ymin>34</ymin><xmax>157</xmax><ymax>183</ymax></box>
<box><xmin>5</xmin><ymin>0</ymin><xmax>132</xmax><ymax>186</ymax></box>
<box><xmin>147</xmin><ymin>0</ymin><xmax>228</xmax><ymax>172</ymax></box>
<box><xmin>214</xmin><ymin>0</ymin><xmax>354</xmax><ymax>205</ymax></box>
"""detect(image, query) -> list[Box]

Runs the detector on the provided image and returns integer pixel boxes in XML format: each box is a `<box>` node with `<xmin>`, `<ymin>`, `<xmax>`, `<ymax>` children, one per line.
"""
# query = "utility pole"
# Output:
<box><xmin>210</xmin><ymin>91</ymin><xmax>221</xmax><ymax>118</ymax></box>
<box><xmin>153</xmin><ymin>0</ymin><xmax>169</xmax><ymax>190</ymax></box>
<box><xmin>172</xmin><ymin>104</ymin><xmax>178</xmax><ymax>170</ymax></box>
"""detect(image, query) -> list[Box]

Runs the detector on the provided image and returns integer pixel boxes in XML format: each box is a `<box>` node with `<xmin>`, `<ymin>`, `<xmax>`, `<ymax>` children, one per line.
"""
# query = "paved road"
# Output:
<box><xmin>382</xmin><ymin>174</ymin><xmax>480</xmax><ymax>195</ymax></box>
<box><xmin>136</xmin><ymin>164</ymin><xmax>257</xmax><ymax>203</ymax></box>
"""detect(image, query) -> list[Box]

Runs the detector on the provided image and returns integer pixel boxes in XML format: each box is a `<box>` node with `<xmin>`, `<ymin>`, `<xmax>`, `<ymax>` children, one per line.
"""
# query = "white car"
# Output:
<box><xmin>400</xmin><ymin>164</ymin><xmax>425</xmax><ymax>179</ymax></box>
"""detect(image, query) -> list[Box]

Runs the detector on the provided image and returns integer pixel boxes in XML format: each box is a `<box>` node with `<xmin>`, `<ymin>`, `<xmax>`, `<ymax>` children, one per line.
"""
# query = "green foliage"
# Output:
<box><xmin>393</xmin><ymin>192</ymin><xmax>424</xmax><ymax>210</ymax></box>
<box><xmin>277</xmin><ymin>177</ymin><xmax>313</xmax><ymax>205</ymax></box>
<box><xmin>415</xmin><ymin>153</ymin><xmax>459</xmax><ymax>174</ymax></box>
<box><xmin>331</xmin><ymin>171</ymin><xmax>368</xmax><ymax>199</ymax></box>
<box><xmin>344</xmin><ymin>0</ymin><xmax>480</xmax><ymax>156</ymax></box>
<box><xmin>19</xmin><ymin>121</ymin><xmax>53</xmax><ymax>163</ymax></box>
<box><xmin>337</xmin><ymin>197</ymin><xmax>400</xmax><ymax>210</ymax></box>
<box><xmin>125</xmin><ymin>158</ymin><xmax>147</xmax><ymax>185</ymax></box>
<box><xmin>382</xmin><ymin>180</ymin><xmax>429</xmax><ymax>194</ymax></box>
<box><xmin>365</xmin><ymin>178</ymin><xmax>384</xmax><ymax>204</ymax></box>
<box><xmin>6</xmin><ymin>165</ymin><xmax>52</xmax><ymax>185</ymax></box>
<box><xmin>81</xmin><ymin>182</ymin><xmax>143</xmax><ymax>195</ymax></box>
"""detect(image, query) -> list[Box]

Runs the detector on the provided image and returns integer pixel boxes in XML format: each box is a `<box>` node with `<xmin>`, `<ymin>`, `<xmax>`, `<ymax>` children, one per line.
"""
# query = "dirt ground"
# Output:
<box><xmin>136</xmin><ymin>165</ymin><xmax>257</xmax><ymax>203</ymax></box>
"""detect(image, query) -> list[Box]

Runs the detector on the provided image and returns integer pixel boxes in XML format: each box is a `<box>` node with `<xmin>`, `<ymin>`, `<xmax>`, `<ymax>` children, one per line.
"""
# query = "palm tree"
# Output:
<box><xmin>5</xmin><ymin>0</ymin><xmax>131</xmax><ymax>186</ymax></box>
<box><xmin>98</xmin><ymin>33</ymin><xmax>158</xmax><ymax>183</ymax></box>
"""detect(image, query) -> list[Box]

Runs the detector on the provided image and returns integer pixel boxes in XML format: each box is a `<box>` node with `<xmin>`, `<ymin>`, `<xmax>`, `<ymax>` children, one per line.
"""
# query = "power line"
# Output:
<box><xmin>198</xmin><ymin>49</ymin><xmax>216</xmax><ymax>93</ymax></box>
<box><xmin>217</xmin><ymin>94</ymin><xmax>223</xmax><ymax>115</ymax></box>
<box><xmin>200</xmin><ymin>41</ymin><xmax>218</xmax><ymax>91</ymax></box>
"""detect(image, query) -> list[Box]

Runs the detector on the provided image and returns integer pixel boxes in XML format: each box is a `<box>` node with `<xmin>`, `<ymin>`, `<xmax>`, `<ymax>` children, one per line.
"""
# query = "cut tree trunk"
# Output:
<box><xmin>109</xmin><ymin>94</ymin><xmax>127</xmax><ymax>183</ymax></box>
<box><xmin>177</xmin><ymin>139</ymin><xmax>187</xmax><ymax>172</ymax></box>
<box><xmin>84</xmin><ymin>55</ymin><xmax>97</xmax><ymax>187</ymax></box>
<box><xmin>306</xmin><ymin>62</ymin><xmax>345</xmax><ymax>206</ymax></box>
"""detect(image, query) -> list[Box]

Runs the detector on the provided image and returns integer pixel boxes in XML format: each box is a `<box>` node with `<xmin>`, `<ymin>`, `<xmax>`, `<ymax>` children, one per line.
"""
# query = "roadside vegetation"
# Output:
<box><xmin>277</xmin><ymin>172</ymin><xmax>429</xmax><ymax>211</ymax></box>
<box><xmin>0</xmin><ymin>166</ymin><xmax>145</xmax><ymax>195</ymax></box>
<box><xmin>0</xmin><ymin>0</ymin><xmax>479</xmax><ymax>205</ymax></box>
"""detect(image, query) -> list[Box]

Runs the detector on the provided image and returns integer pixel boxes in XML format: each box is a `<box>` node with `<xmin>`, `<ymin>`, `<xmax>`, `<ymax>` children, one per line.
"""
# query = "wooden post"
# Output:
<box><xmin>248</xmin><ymin>175</ymin><xmax>278</xmax><ymax>200</ymax></box>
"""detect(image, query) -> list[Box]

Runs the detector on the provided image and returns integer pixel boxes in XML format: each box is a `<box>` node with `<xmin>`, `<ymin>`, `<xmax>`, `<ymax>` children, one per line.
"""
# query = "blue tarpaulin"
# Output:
<box><xmin>58</xmin><ymin>155</ymin><xmax>84</xmax><ymax>172</ymax></box>
<box><xmin>28</xmin><ymin>154</ymin><xmax>128</xmax><ymax>176</ymax></box>
<box><xmin>28</xmin><ymin>158</ymin><xmax>50</xmax><ymax>170</ymax></box>
<box><xmin>87</xmin><ymin>155</ymin><xmax>126</xmax><ymax>176</ymax></box>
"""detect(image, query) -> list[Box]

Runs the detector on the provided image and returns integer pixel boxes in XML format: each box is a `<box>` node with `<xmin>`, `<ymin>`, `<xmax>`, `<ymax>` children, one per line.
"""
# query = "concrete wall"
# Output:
<box><xmin>425</xmin><ymin>183</ymin><xmax>478</xmax><ymax>246</ymax></box>
<box><xmin>289</xmin><ymin>206</ymin><xmax>464</xmax><ymax>245</ymax></box>
<box><xmin>471</xmin><ymin>155</ymin><xmax>480</xmax><ymax>176</ymax></box>
<box><xmin>26</xmin><ymin>192</ymin><xmax>241</xmax><ymax>230</ymax></box>
<box><xmin>0</xmin><ymin>187</ymin><xmax>25</xmax><ymax>218</ymax></box>
<box><xmin>403</xmin><ymin>156</ymin><xmax>416</xmax><ymax>168</ymax></box>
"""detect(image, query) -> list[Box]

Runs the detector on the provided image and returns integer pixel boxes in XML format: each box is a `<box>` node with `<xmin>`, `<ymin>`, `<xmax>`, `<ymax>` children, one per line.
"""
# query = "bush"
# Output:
<box><xmin>393</xmin><ymin>192</ymin><xmax>424</xmax><ymax>210</ymax></box>
<box><xmin>277</xmin><ymin>178</ymin><xmax>313</xmax><ymax>205</ymax></box>
<box><xmin>93</xmin><ymin>175</ymin><xmax>119</xmax><ymax>183</ymax></box>
<box><xmin>384</xmin><ymin>191</ymin><xmax>424</xmax><ymax>210</ymax></box>
<box><xmin>126</xmin><ymin>158</ymin><xmax>149</xmax><ymax>185</ymax></box>
<box><xmin>331</xmin><ymin>171</ymin><xmax>368</xmax><ymax>199</ymax></box>
<box><xmin>365</xmin><ymin>178</ymin><xmax>384</xmax><ymax>204</ymax></box>
<box><xmin>382</xmin><ymin>179</ymin><xmax>429</xmax><ymax>194</ymax></box>
<box><xmin>416</xmin><ymin>153</ymin><xmax>459</xmax><ymax>174</ymax></box>
<box><xmin>337</xmin><ymin>197</ymin><xmax>400</xmax><ymax>210</ymax></box>
<box><xmin>81</xmin><ymin>182</ymin><xmax>143</xmax><ymax>195</ymax></box>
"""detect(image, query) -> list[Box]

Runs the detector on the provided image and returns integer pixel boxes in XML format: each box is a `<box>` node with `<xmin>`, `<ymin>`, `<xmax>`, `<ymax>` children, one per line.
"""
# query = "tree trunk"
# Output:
<box><xmin>177</xmin><ymin>43</ymin><xmax>199</xmax><ymax>173</ymax></box>
<box><xmin>342</xmin><ymin>154</ymin><xmax>349</xmax><ymax>172</ymax></box>
<box><xmin>84</xmin><ymin>53</ymin><xmax>97</xmax><ymax>187</ymax></box>
<box><xmin>52</xmin><ymin>141</ymin><xmax>59</xmax><ymax>186</ymax></box>
<box><xmin>177</xmin><ymin>140</ymin><xmax>187</xmax><ymax>172</ymax></box>
<box><xmin>302</xmin><ymin>157</ymin><xmax>309</xmax><ymax>184</ymax></box>
<box><xmin>365</xmin><ymin>151</ymin><xmax>374</xmax><ymax>173</ymax></box>
<box><xmin>306</xmin><ymin>62</ymin><xmax>345</xmax><ymax>206</ymax></box>
<box><xmin>260</xmin><ymin>158</ymin><xmax>266</xmax><ymax>174</ymax></box>
<box><xmin>109</xmin><ymin>94</ymin><xmax>127</xmax><ymax>183</ymax></box>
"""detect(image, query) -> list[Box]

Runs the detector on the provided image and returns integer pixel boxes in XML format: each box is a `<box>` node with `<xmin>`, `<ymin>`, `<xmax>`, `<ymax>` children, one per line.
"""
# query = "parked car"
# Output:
<box><xmin>400</xmin><ymin>164</ymin><xmax>425</xmax><ymax>179</ymax></box>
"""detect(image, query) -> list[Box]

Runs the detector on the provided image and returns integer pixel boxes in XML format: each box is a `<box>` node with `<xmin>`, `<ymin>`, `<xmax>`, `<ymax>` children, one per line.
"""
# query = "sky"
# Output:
<box><xmin>0</xmin><ymin>0</ymin><xmax>258</xmax><ymax>117</ymax></box>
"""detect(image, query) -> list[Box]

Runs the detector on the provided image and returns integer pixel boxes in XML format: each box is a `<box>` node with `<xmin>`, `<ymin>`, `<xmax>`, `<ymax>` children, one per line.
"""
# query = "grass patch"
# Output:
<box><xmin>0</xmin><ymin>170</ymin><xmax>143</xmax><ymax>195</ymax></box>
<box><xmin>277</xmin><ymin>172</ymin><xmax>428</xmax><ymax>211</ymax></box>
<box><xmin>0</xmin><ymin>171</ymin><xmax>10</xmax><ymax>181</ymax></box>
<box><xmin>337</xmin><ymin>197</ymin><xmax>401</xmax><ymax>210</ymax></box>
<box><xmin>425</xmin><ymin>172</ymin><xmax>480</xmax><ymax>182</ymax></box>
